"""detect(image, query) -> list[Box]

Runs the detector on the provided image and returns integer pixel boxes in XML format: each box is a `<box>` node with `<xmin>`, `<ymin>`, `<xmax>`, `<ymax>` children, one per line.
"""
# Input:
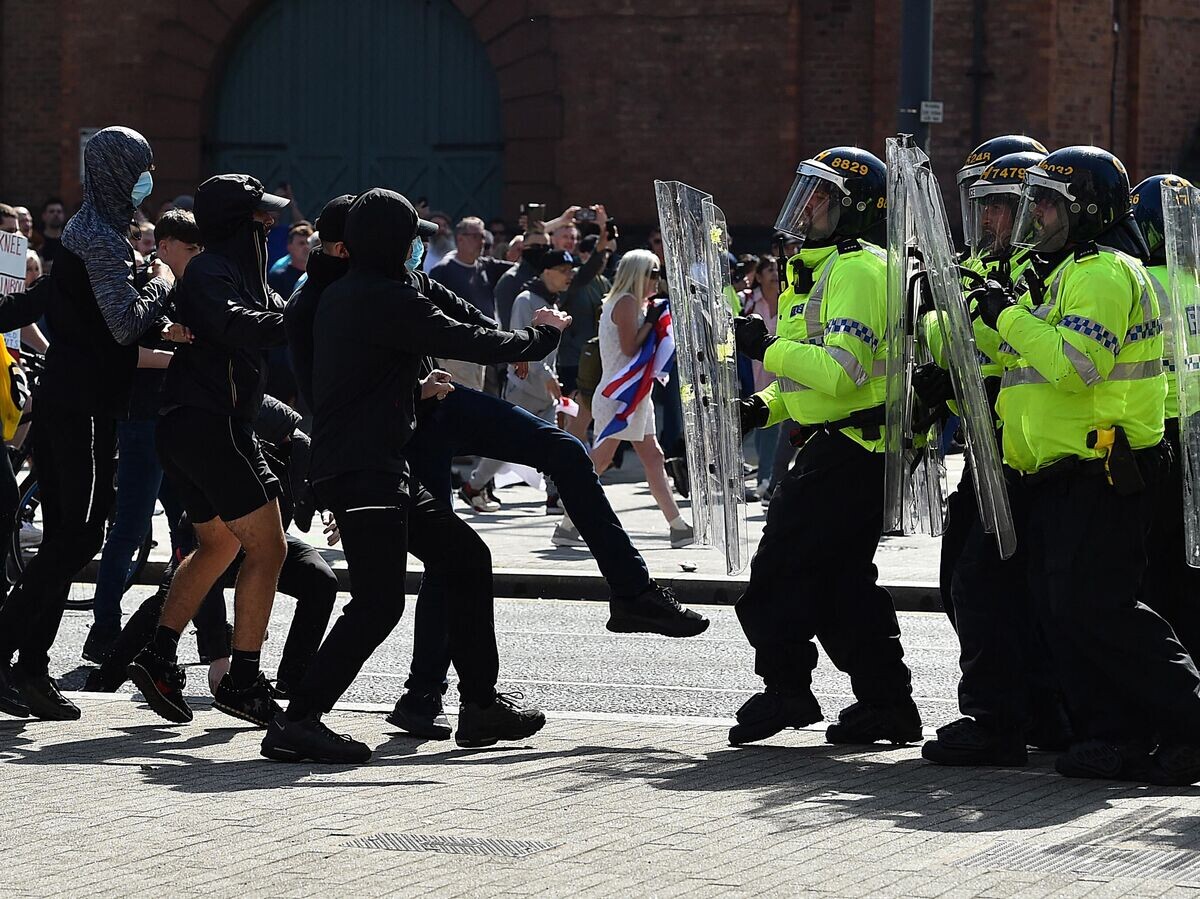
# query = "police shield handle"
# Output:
<box><xmin>1160</xmin><ymin>180</ymin><xmax>1200</xmax><ymax>566</ymax></box>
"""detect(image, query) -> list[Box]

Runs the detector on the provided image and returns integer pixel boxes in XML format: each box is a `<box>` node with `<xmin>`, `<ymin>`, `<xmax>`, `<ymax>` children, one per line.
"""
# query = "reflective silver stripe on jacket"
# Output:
<box><xmin>1002</xmin><ymin>357</ymin><xmax>1162</xmax><ymax>388</ymax></box>
<box><xmin>1108</xmin><ymin>359</ymin><xmax>1163</xmax><ymax>381</ymax></box>
<box><xmin>778</xmin><ymin>359</ymin><xmax>887</xmax><ymax>393</ymax></box>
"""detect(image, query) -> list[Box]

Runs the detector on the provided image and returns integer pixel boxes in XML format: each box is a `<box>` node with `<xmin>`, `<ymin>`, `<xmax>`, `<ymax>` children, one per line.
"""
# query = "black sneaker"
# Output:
<box><xmin>81</xmin><ymin>624</ymin><xmax>120</xmax><ymax>664</ymax></box>
<box><xmin>128</xmin><ymin>649</ymin><xmax>193</xmax><ymax>724</ymax></box>
<box><xmin>921</xmin><ymin>717</ymin><xmax>1028</xmax><ymax>767</ymax></box>
<box><xmin>0</xmin><ymin>660</ymin><xmax>29</xmax><ymax>718</ymax></box>
<box><xmin>1054</xmin><ymin>740</ymin><xmax>1139</xmax><ymax>780</ymax></box>
<box><xmin>456</xmin><ymin>692</ymin><xmax>546</xmax><ymax>748</ymax></box>
<box><xmin>261</xmin><ymin>712</ymin><xmax>371</xmax><ymax>764</ymax></box>
<box><xmin>826</xmin><ymin>699</ymin><xmax>923</xmax><ymax>746</ymax></box>
<box><xmin>213</xmin><ymin>672</ymin><xmax>283</xmax><ymax>728</ymax></box>
<box><xmin>13</xmin><ymin>670</ymin><xmax>81</xmax><ymax>721</ymax></box>
<box><xmin>606</xmin><ymin>584</ymin><xmax>709</xmax><ymax>638</ymax></box>
<box><xmin>1146</xmin><ymin>743</ymin><xmax>1200</xmax><ymax>786</ymax></box>
<box><xmin>387</xmin><ymin>691</ymin><xmax>452</xmax><ymax>740</ymax></box>
<box><xmin>728</xmin><ymin>688</ymin><xmax>823</xmax><ymax>746</ymax></box>
<box><xmin>83</xmin><ymin>667</ymin><xmax>117</xmax><ymax>693</ymax></box>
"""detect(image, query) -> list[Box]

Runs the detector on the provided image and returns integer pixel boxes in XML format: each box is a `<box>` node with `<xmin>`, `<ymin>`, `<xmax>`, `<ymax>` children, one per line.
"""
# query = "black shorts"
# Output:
<box><xmin>156</xmin><ymin>406</ymin><xmax>281</xmax><ymax>524</ymax></box>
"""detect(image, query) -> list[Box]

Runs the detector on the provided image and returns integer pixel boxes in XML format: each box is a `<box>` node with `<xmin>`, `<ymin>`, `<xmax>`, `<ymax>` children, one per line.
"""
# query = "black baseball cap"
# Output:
<box><xmin>415</xmin><ymin>214</ymin><xmax>438</xmax><ymax>238</ymax></box>
<box><xmin>315</xmin><ymin>194</ymin><xmax>356</xmax><ymax>244</ymax></box>
<box><xmin>540</xmin><ymin>249</ymin><xmax>579</xmax><ymax>272</ymax></box>
<box><xmin>195</xmin><ymin>174</ymin><xmax>289</xmax><ymax>223</ymax></box>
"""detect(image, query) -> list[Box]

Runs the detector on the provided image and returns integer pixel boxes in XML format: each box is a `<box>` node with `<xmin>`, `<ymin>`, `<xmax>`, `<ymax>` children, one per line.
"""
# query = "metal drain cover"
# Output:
<box><xmin>344</xmin><ymin>833</ymin><xmax>557</xmax><ymax>859</ymax></box>
<box><xmin>959</xmin><ymin>840</ymin><xmax>1200</xmax><ymax>883</ymax></box>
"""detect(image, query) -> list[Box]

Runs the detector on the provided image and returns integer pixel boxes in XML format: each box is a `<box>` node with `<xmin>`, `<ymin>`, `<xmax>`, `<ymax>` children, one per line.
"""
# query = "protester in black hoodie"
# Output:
<box><xmin>130</xmin><ymin>174</ymin><xmax>294</xmax><ymax>729</ymax></box>
<box><xmin>0</xmin><ymin>126</ymin><xmax>175</xmax><ymax>721</ymax></box>
<box><xmin>262</xmin><ymin>188</ymin><xmax>570</xmax><ymax>764</ymax></box>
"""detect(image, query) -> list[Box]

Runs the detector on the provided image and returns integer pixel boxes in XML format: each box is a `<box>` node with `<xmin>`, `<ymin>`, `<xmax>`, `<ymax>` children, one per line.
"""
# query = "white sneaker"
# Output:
<box><xmin>458</xmin><ymin>484</ymin><xmax>500</xmax><ymax>513</ymax></box>
<box><xmin>552</xmin><ymin>519</ymin><xmax>586</xmax><ymax>547</ymax></box>
<box><xmin>18</xmin><ymin>521</ymin><xmax>42</xmax><ymax>548</ymax></box>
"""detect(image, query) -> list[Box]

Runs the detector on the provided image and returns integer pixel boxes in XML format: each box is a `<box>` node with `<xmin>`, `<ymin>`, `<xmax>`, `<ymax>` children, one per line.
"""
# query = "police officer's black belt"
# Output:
<box><xmin>789</xmin><ymin>404</ymin><xmax>885</xmax><ymax>446</ymax></box>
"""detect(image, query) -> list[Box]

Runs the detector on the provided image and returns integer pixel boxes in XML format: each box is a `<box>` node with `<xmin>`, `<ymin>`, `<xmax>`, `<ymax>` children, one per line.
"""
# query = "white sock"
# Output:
<box><xmin>669</xmin><ymin>515</ymin><xmax>688</xmax><ymax>531</ymax></box>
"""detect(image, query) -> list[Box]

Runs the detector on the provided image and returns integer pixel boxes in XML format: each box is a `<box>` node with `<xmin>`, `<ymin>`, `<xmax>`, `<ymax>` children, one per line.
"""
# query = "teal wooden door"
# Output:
<box><xmin>210</xmin><ymin>0</ymin><xmax>503</xmax><ymax>220</ymax></box>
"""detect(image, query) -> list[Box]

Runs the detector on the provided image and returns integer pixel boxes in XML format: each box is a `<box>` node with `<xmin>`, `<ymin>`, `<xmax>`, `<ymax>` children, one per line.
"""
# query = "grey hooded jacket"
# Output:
<box><xmin>39</xmin><ymin>126</ymin><xmax>172</xmax><ymax>417</ymax></box>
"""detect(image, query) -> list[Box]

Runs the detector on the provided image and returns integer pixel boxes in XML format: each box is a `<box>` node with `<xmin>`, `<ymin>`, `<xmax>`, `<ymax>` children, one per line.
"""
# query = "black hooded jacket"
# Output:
<box><xmin>308</xmin><ymin>188</ymin><xmax>561</xmax><ymax>483</ymax></box>
<box><xmin>284</xmin><ymin>249</ymin><xmax>349</xmax><ymax>413</ymax></box>
<box><xmin>40</xmin><ymin>126</ymin><xmax>172</xmax><ymax>417</ymax></box>
<box><xmin>162</xmin><ymin>182</ymin><xmax>287</xmax><ymax>421</ymax></box>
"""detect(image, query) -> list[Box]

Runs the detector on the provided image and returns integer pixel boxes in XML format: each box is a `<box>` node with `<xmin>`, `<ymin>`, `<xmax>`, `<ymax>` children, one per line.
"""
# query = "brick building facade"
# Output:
<box><xmin>0</xmin><ymin>0</ymin><xmax>1197</xmax><ymax>236</ymax></box>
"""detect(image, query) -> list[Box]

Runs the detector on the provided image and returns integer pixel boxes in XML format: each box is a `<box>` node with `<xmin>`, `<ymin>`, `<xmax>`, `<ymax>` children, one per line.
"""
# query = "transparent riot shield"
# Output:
<box><xmin>1162</xmin><ymin>182</ymin><xmax>1200</xmax><ymax>567</ymax></box>
<box><xmin>654</xmin><ymin>181</ymin><xmax>749</xmax><ymax>574</ymax></box>
<box><xmin>883</xmin><ymin>139</ymin><xmax>950</xmax><ymax>538</ymax></box>
<box><xmin>888</xmin><ymin>135</ymin><xmax>1017</xmax><ymax>559</ymax></box>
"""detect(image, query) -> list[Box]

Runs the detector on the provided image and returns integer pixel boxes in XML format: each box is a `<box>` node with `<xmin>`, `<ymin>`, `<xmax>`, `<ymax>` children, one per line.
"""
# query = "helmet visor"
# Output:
<box><xmin>1012</xmin><ymin>179</ymin><xmax>1072</xmax><ymax>253</ymax></box>
<box><xmin>968</xmin><ymin>183</ymin><xmax>1022</xmax><ymax>255</ymax></box>
<box><xmin>957</xmin><ymin>164</ymin><xmax>986</xmax><ymax>246</ymax></box>
<box><xmin>774</xmin><ymin>162</ymin><xmax>845</xmax><ymax>246</ymax></box>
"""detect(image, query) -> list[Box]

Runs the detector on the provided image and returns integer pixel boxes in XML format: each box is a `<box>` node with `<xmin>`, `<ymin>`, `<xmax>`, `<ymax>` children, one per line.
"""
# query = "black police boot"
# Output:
<box><xmin>81</xmin><ymin>624</ymin><xmax>120</xmax><ymax>664</ymax></box>
<box><xmin>1146</xmin><ymin>743</ymin><xmax>1200</xmax><ymax>786</ymax></box>
<box><xmin>921</xmin><ymin>717</ymin><xmax>1028</xmax><ymax>767</ymax></box>
<box><xmin>386</xmin><ymin>690</ymin><xmax>452</xmax><ymax>740</ymax></box>
<box><xmin>728</xmin><ymin>688</ymin><xmax>823</xmax><ymax>746</ymax></box>
<box><xmin>261</xmin><ymin>712</ymin><xmax>371</xmax><ymax>764</ymax></box>
<box><xmin>826</xmin><ymin>699</ymin><xmax>923</xmax><ymax>746</ymax></box>
<box><xmin>213</xmin><ymin>672</ymin><xmax>283</xmax><ymax>728</ymax></box>
<box><xmin>1054</xmin><ymin>739</ymin><xmax>1153</xmax><ymax>781</ymax></box>
<box><xmin>128</xmin><ymin>648</ymin><xmax>193</xmax><ymax>724</ymax></box>
<box><xmin>0</xmin><ymin>660</ymin><xmax>29</xmax><ymax>718</ymax></box>
<box><xmin>456</xmin><ymin>692</ymin><xmax>546</xmax><ymax>748</ymax></box>
<box><xmin>606</xmin><ymin>584</ymin><xmax>709</xmax><ymax>638</ymax></box>
<box><xmin>13</xmin><ymin>669</ymin><xmax>81</xmax><ymax>721</ymax></box>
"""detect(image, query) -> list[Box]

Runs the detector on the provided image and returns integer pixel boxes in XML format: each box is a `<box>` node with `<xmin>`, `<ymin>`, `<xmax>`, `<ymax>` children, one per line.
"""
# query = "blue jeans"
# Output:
<box><xmin>401</xmin><ymin>386</ymin><xmax>651</xmax><ymax>695</ymax></box>
<box><xmin>92</xmin><ymin>419</ymin><xmax>178</xmax><ymax>632</ymax></box>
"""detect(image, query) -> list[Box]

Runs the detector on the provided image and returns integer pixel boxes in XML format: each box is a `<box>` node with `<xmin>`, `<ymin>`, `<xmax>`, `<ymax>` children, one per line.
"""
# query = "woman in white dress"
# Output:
<box><xmin>590</xmin><ymin>250</ymin><xmax>693</xmax><ymax>547</ymax></box>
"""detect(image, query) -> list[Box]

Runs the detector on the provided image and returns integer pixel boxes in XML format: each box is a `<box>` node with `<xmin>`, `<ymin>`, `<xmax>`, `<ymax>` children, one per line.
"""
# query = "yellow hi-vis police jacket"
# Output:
<box><xmin>754</xmin><ymin>240</ymin><xmax>888</xmax><ymax>452</ymax></box>
<box><xmin>995</xmin><ymin>247</ymin><xmax>1166</xmax><ymax>474</ymax></box>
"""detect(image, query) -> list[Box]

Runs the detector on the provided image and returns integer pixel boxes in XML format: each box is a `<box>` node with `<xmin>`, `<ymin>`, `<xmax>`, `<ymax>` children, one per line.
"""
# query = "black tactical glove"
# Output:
<box><xmin>972</xmin><ymin>279</ymin><xmax>1017</xmax><ymax>331</ymax></box>
<box><xmin>734</xmin><ymin>314</ymin><xmax>775</xmax><ymax>361</ymax></box>
<box><xmin>911</xmin><ymin>362</ymin><xmax>954</xmax><ymax>432</ymax></box>
<box><xmin>739</xmin><ymin>395</ymin><xmax>769</xmax><ymax>435</ymax></box>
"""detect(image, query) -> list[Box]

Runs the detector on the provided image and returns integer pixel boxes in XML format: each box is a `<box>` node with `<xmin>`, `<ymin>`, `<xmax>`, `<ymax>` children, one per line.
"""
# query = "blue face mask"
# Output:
<box><xmin>405</xmin><ymin>236</ymin><xmax>424</xmax><ymax>271</ymax></box>
<box><xmin>131</xmin><ymin>171</ymin><xmax>153</xmax><ymax>207</ymax></box>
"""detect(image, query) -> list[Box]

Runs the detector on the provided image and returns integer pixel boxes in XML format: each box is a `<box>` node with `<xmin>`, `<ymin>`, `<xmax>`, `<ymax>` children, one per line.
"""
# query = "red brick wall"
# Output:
<box><xmin>1</xmin><ymin>0</ymin><xmax>1197</xmax><ymax>233</ymax></box>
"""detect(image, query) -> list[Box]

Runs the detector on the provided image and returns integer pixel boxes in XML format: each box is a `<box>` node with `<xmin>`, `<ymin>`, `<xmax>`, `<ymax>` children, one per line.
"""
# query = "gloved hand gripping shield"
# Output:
<box><xmin>654</xmin><ymin>180</ymin><xmax>748</xmax><ymax>574</ymax></box>
<box><xmin>1162</xmin><ymin>181</ymin><xmax>1200</xmax><ymax>567</ymax></box>
<box><xmin>885</xmin><ymin>136</ymin><xmax>1017</xmax><ymax>558</ymax></box>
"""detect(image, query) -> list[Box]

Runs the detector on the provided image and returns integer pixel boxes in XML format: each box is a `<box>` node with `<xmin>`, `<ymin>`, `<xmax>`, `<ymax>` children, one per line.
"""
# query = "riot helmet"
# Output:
<box><xmin>1132</xmin><ymin>173</ymin><xmax>1194</xmax><ymax>264</ymax></box>
<box><xmin>1012</xmin><ymin>146</ymin><xmax>1131</xmax><ymax>254</ymax></box>
<box><xmin>774</xmin><ymin>147</ymin><xmax>886</xmax><ymax>248</ymax></box>
<box><xmin>957</xmin><ymin>135</ymin><xmax>1048</xmax><ymax>242</ymax></box>
<box><xmin>966</xmin><ymin>150</ymin><xmax>1047</xmax><ymax>257</ymax></box>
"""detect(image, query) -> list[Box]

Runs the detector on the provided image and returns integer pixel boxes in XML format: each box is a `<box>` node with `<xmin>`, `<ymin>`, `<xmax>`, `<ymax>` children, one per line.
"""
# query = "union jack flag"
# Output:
<box><xmin>595</xmin><ymin>299</ymin><xmax>676</xmax><ymax>443</ymax></box>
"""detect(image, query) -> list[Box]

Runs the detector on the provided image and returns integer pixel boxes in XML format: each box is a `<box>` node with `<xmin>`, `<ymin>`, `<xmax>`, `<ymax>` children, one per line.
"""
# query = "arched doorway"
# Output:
<box><xmin>208</xmin><ymin>0</ymin><xmax>504</xmax><ymax>220</ymax></box>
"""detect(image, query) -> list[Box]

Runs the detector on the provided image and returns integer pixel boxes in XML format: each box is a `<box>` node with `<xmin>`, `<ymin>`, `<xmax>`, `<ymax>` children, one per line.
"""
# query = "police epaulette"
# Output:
<box><xmin>1074</xmin><ymin>243</ymin><xmax>1100</xmax><ymax>261</ymax></box>
<box><xmin>836</xmin><ymin>238</ymin><xmax>862</xmax><ymax>255</ymax></box>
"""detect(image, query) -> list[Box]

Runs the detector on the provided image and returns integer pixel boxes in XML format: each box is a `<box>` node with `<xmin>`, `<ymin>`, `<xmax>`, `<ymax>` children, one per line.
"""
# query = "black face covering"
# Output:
<box><xmin>522</xmin><ymin>244</ymin><xmax>548</xmax><ymax>267</ymax></box>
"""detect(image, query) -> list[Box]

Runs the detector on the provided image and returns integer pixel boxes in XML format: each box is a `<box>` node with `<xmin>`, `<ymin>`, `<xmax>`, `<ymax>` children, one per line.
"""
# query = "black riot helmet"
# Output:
<box><xmin>1132</xmin><ymin>174</ymin><xmax>1194</xmax><ymax>264</ymax></box>
<box><xmin>957</xmin><ymin>135</ymin><xmax>1048</xmax><ymax>239</ymax></box>
<box><xmin>774</xmin><ymin>147</ymin><xmax>886</xmax><ymax>248</ymax></box>
<box><xmin>1012</xmin><ymin>146</ymin><xmax>1131</xmax><ymax>254</ymax></box>
<box><xmin>966</xmin><ymin>150</ymin><xmax>1048</xmax><ymax>257</ymax></box>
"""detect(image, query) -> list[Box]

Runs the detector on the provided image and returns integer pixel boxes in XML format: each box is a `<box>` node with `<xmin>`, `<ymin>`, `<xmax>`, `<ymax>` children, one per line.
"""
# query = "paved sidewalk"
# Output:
<box><xmin>4</xmin><ymin>695</ymin><xmax>1200</xmax><ymax>898</ymax></box>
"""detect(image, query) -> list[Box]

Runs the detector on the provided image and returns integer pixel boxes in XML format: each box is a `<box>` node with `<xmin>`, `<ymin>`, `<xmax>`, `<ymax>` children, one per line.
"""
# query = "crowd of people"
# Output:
<box><xmin>0</xmin><ymin>121</ymin><xmax>1199</xmax><ymax>787</ymax></box>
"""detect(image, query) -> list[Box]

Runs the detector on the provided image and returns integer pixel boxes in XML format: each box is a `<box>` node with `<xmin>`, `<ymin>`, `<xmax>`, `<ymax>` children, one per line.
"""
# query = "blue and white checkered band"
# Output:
<box><xmin>1125</xmin><ymin>319</ymin><xmax>1163</xmax><ymax>343</ymax></box>
<box><xmin>824</xmin><ymin>318</ymin><xmax>879</xmax><ymax>351</ymax></box>
<box><xmin>1060</xmin><ymin>314</ymin><xmax>1120</xmax><ymax>354</ymax></box>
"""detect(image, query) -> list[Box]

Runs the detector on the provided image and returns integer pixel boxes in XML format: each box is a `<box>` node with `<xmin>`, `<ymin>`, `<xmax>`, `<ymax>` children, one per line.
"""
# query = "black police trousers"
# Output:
<box><xmin>938</xmin><ymin>467</ymin><xmax>974</xmax><ymax>631</ymax></box>
<box><xmin>950</xmin><ymin>465</ymin><xmax>1065</xmax><ymax>734</ymax></box>
<box><xmin>735</xmin><ymin>429</ymin><xmax>912</xmax><ymax>703</ymax></box>
<box><xmin>1139</xmin><ymin>424</ymin><xmax>1200</xmax><ymax>658</ymax></box>
<box><xmin>1026</xmin><ymin>465</ymin><xmax>1200</xmax><ymax>744</ymax></box>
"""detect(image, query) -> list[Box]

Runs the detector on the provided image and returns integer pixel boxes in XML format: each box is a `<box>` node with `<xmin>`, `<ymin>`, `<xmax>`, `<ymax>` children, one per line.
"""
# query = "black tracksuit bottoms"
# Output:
<box><xmin>0</xmin><ymin>401</ymin><xmax>115</xmax><ymax>672</ymax></box>
<box><xmin>290</xmin><ymin>469</ymin><xmax>499</xmax><ymax>715</ymax></box>
<box><xmin>735</xmin><ymin>429</ymin><xmax>913</xmax><ymax>704</ymax></box>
